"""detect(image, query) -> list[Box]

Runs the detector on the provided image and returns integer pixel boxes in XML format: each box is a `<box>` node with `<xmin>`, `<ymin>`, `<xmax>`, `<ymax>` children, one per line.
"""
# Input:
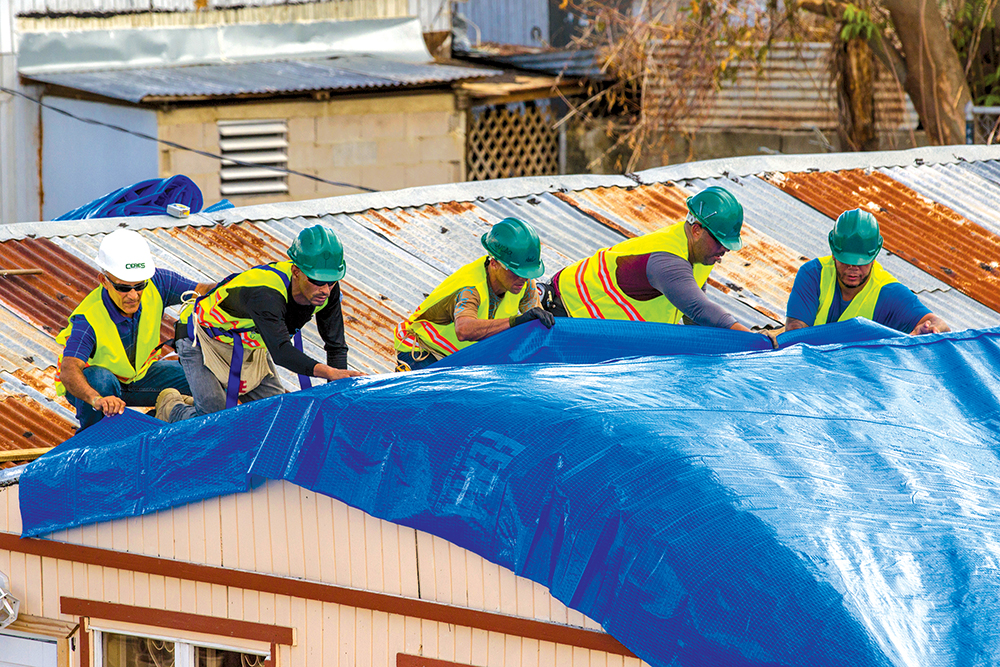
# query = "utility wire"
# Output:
<box><xmin>0</xmin><ymin>85</ymin><xmax>379</xmax><ymax>193</ymax></box>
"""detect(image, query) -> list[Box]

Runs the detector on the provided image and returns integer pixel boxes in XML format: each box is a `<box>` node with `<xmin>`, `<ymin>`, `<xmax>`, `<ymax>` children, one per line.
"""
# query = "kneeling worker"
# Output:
<box><xmin>784</xmin><ymin>209</ymin><xmax>950</xmax><ymax>335</ymax></box>
<box><xmin>158</xmin><ymin>225</ymin><xmax>364</xmax><ymax>422</ymax></box>
<box><xmin>394</xmin><ymin>217</ymin><xmax>554</xmax><ymax>371</ymax></box>
<box><xmin>57</xmin><ymin>229</ymin><xmax>214</xmax><ymax>431</ymax></box>
<box><xmin>542</xmin><ymin>186</ymin><xmax>756</xmax><ymax>331</ymax></box>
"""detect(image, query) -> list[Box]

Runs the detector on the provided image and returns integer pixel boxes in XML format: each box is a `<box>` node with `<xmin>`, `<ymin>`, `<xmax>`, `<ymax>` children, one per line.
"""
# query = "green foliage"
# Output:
<box><xmin>949</xmin><ymin>0</ymin><xmax>1000</xmax><ymax>106</ymax></box>
<box><xmin>840</xmin><ymin>4</ymin><xmax>876</xmax><ymax>41</ymax></box>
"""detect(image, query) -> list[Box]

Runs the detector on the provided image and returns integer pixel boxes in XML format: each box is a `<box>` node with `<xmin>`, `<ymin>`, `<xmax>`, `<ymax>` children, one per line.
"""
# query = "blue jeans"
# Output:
<box><xmin>395</xmin><ymin>351</ymin><xmax>438</xmax><ymax>372</ymax></box>
<box><xmin>169</xmin><ymin>337</ymin><xmax>286</xmax><ymax>422</ymax></box>
<box><xmin>67</xmin><ymin>361</ymin><xmax>190</xmax><ymax>431</ymax></box>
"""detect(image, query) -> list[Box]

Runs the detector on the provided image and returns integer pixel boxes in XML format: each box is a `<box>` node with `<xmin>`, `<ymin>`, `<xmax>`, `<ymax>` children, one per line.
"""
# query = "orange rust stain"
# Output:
<box><xmin>0</xmin><ymin>237</ymin><xmax>99</xmax><ymax>336</ymax></box>
<box><xmin>433</xmin><ymin>201</ymin><xmax>478</xmax><ymax>215</ymax></box>
<box><xmin>556</xmin><ymin>183</ymin><xmax>691</xmax><ymax>237</ymax></box>
<box><xmin>367</xmin><ymin>210</ymin><xmax>403</xmax><ymax>233</ymax></box>
<box><xmin>0</xmin><ymin>395</ymin><xmax>76</xmax><ymax>466</ymax></box>
<box><xmin>179</xmin><ymin>223</ymin><xmax>288</xmax><ymax>268</ymax></box>
<box><xmin>769</xmin><ymin>169</ymin><xmax>1000</xmax><ymax>313</ymax></box>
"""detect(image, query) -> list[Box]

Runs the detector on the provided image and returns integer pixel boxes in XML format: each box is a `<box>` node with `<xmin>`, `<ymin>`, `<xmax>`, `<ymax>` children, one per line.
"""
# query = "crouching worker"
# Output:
<box><xmin>784</xmin><ymin>209</ymin><xmax>951</xmax><ymax>335</ymax></box>
<box><xmin>393</xmin><ymin>217</ymin><xmax>554</xmax><ymax>371</ymax></box>
<box><xmin>57</xmin><ymin>229</ymin><xmax>214</xmax><ymax>431</ymax></box>
<box><xmin>158</xmin><ymin>225</ymin><xmax>364</xmax><ymax>422</ymax></box>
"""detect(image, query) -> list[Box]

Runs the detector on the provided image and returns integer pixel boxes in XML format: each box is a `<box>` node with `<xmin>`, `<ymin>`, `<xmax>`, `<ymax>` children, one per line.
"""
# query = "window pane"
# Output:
<box><xmin>103</xmin><ymin>633</ymin><xmax>175</xmax><ymax>667</ymax></box>
<box><xmin>195</xmin><ymin>647</ymin><xmax>266</xmax><ymax>667</ymax></box>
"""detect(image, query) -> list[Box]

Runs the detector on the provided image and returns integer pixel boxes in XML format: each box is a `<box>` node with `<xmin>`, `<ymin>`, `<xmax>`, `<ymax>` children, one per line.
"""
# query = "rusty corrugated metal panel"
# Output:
<box><xmin>881</xmin><ymin>163</ymin><xmax>1000</xmax><ymax>238</ymax></box>
<box><xmin>767</xmin><ymin>169</ymin><xmax>1000</xmax><ymax>314</ymax></box>
<box><xmin>554</xmin><ymin>182</ymin><xmax>801</xmax><ymax>323</ymax></box>
<box><xmin>0</xmin><ymin>237</ymin><xmax>97</xmax><ymax>336</ymax></box>
<box><xmin>681</xmin><ymin>175</ymin><xmax>1000</xmax><ymax>331</ymax></box>
<box><xmin>0</xmin><ymin>394</ymin><xmax>75</xmax><ymax>469</ymax></box>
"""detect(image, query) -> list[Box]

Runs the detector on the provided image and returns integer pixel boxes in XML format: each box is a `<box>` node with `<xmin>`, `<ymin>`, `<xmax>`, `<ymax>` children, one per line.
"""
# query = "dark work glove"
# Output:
<box><xmin>512</xmin><ymin>307</ymin><xmax>555</xmax><ymax>329</ymax></box>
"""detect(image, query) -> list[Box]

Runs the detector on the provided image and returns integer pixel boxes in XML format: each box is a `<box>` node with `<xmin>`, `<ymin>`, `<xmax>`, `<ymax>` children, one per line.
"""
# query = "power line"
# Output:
<box><xmin>0</xmin><ymin>85</ymin><xmax>379</xmax><ymax>194</ymax></box>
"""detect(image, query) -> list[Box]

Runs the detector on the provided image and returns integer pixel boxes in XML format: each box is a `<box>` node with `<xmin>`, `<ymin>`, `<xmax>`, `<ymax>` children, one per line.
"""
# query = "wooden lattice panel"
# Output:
<box><xmin>467</xmin><ymin>105</ymin><xmax>560</xmax><ymax>181</ymax></box>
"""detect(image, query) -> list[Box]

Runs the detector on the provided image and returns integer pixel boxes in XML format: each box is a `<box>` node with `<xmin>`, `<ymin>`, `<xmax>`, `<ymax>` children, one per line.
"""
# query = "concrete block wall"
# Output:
<box><xmin>159</xmin><ymin>92</ymin><xmax>466</xmax><ymax>209</ymax></box>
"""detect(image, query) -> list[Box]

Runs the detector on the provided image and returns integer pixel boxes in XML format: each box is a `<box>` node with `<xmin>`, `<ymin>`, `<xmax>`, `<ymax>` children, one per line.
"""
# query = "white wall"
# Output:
<box><xmin>1</xmin><ymin>0</ymin><xmax>41</xmax><ymax>224</ymax></box>
<box><xmin>41</xmin><ymin>97</ymin><xmax>158</xmax><ymax>220</ymax></box>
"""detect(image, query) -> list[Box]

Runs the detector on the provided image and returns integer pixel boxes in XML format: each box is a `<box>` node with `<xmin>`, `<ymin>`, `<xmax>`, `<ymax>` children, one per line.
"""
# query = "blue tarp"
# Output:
<box><xmin>54</xmin><ymin>175</ymin><xmax>234</xmax><ymax>220</ymax></box>
<box><xmin>20</xmin><ymin>320</ymin><xmax>1000</xmax><ymax>666</ymax></box>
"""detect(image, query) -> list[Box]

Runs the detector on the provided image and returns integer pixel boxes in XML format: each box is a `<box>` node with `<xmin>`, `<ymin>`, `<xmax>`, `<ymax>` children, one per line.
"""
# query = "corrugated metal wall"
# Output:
<box><xmin>461</xmin><ymin>0</ymin><xmax>548</xmax><ymax>47</ymax></box>
<box><xmin>647</xmin><ymin>41</ymin><xmax>918</xmax><ymax>133</ymax></box>
<box><xmin>12</xmin><ymin>0</ymin><xmax>438</xmax><ymax>31</ymax></box>
<box><xmin>0</xmin><ymin>483</ymin><xmax>645</xmax><ymax>666</ymax></box>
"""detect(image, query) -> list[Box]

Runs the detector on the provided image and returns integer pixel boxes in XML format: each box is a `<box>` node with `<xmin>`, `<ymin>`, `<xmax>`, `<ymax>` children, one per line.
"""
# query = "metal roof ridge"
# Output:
<box><xmin>203</xmin><ymin>174</ymin><xmax>639</xmax><ymax>224</ymax></box>
<box><xmin>636</xmin><ymin>144</ymin><xmax>1000</xmax><ymax>182</ymax></box>
<box><xmin>0</xmin><ymin>213</ymin><xmax>216</xmax><ymax>242</ymax></box>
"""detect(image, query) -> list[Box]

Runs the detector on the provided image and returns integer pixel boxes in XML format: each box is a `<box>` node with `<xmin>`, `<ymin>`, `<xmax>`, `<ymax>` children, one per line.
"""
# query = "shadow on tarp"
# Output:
<box><xmin>434</xmin><ymin>317</ymin><xmax>905</xmax><ymax>368</ymax></box>
<box><xmin>20</xmin><ymin>322</ymin><xmax>1000</xmax><ymax>667</ymax></box>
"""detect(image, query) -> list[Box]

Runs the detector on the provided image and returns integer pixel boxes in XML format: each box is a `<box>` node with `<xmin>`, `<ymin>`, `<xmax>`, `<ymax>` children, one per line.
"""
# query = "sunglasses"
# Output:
<box><xmin>106</xmin><ymin>278</ymin><xmax>148</xmax><ymax>293</ymax></box>
<box><xmin>307</xmin><ymin>276</ymin><xmax>337</xmax><ymax>287</ymax></box>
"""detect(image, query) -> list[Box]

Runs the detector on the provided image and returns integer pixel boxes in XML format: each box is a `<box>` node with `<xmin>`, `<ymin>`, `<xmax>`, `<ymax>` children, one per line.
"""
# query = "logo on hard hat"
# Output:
<box><xmin>125</xmin><ymin>263</ymin><xmax>146</xmax><ymax>270</ymax></box>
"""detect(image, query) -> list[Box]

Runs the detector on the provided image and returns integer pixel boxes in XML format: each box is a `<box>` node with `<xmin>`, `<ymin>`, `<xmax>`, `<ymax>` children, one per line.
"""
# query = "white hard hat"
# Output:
<box><xmin>97</xmin><ymin>229</ymin><xmax>155</xmax><ymax>281</ymax></box>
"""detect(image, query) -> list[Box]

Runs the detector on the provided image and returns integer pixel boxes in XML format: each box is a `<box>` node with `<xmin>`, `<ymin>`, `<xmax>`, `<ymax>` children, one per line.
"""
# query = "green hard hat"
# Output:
<box><xmin>829</xmin><ymin>209</ymin><xmax>883</xmax><ymax>266</ymax></box>
<box><xmin>288</xmin><ymin>225</ymin><xmax>346</xmax><ymax>281</ymax></box>
<box><xmin>481</xmin><ymin>217</ymin><xmax>545</xmax><ymax>279</ymax></box>
<box><xmin>686</xmin><ymin>186</ymin><xmax>744</xmax><ymax>251</ymax></box>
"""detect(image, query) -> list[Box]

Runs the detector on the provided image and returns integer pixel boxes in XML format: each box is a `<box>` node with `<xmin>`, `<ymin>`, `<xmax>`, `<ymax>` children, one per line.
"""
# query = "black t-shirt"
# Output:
<box><xmin>218</xmin><ymin>281</ymin><xmax>348</xmax><ymax>376</ymax></box>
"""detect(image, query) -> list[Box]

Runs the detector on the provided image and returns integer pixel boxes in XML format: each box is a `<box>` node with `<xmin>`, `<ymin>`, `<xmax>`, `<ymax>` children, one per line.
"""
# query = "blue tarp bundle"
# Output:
<box><xmin>54</xmin><ymin>175</ymin><xmax>234</xmax><ymax>220</ymax></box>
<box><xmin>20</xmin><ymin>320</ymin><xmax>1000</xmax><ymax>666</ymax></box>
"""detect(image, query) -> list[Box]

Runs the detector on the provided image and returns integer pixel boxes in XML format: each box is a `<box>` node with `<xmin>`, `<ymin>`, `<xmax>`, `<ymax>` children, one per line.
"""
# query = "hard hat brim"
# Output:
<box><xmin>507</xmin><ymin>260</ymin><xmax>545</xmax><ymax>280</ymax></box>
<box><xmin>718</xmin><ymin>236</ymin><xmax>743</xmax><ymax>252</ymax></box>
<box><xmin>300</xmin><ymin>263</ymin><xmax>346</xmax><ymax>282</ymax></box>
<box><xmin>831</xmin><ymin>250</ymin><xmax>878</xmax><ymax>266</ymax></box>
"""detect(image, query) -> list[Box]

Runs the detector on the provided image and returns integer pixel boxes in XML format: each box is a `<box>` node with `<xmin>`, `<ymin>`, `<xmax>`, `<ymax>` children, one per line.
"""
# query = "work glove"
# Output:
<box><xmin>511</xmin><ymin>307</ymin><xmax>555</xmax><ymax>329</ymax></box>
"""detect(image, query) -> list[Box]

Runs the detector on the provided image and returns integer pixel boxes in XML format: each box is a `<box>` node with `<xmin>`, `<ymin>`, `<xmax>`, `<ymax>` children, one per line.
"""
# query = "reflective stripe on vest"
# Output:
<box><xmin>179</xmin><ymin>262</ymin><xmax>320</xmax><ymax>407</ymax></box>
<box><xmin>393</xmin><ymin>256</ymin><xmax>525</xmax><ymax>358</ymax></box>
<box><xmin>556</xmin><ymin>221</ymin><xmax>713</xmax><ymax>324</ymax></box>
<box><xmin>814</xmin><ymin>256</ymin><xmax>898</xmax><ymax>326</ymax></box>
<box><xmin>55</xmin><ymin>282</ymin><xmax>166</xmax><ymax>395</ymax></box>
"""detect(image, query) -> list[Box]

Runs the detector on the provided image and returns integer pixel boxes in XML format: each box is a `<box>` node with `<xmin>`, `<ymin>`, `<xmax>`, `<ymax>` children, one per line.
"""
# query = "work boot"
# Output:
<box><xmin>155</xmin><ymin>388</ymin><xmax>190</xmax><ymax>422</ymax></box>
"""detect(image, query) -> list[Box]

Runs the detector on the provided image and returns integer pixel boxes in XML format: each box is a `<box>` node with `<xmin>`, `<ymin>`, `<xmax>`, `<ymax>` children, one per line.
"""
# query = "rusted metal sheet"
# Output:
<box><xmin>555</xmin><ymin>183</ymin><xmax>689</xmax><ymax>237</ymax></box>
<box><xmin>0</xmin><ymin>237</ymin><xmax>97</xmax><ymax>336</ymax></box>
<box><xmin>766</xmin><ymin>169</ymin><xmax>1000</xmax><ymax>314</ymax></box>
<box><xmin>0</xmin><ymin>394</ymin><xmax>75</xmax><ymax>469</ymax></box>
<box><xmin>555</xmin><ymin>182</ymin><xmax>802</xmax><ymax>322</ymax></box>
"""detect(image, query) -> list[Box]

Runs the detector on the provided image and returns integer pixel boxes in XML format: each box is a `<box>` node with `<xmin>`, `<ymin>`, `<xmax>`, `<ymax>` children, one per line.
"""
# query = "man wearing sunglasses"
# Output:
<box><xmin>539</xmin><ymin>186</ymin><xmax>758</xmax><ymax>332</ymax></box>
<box><xmin>159</xmin><ymin>224</ymin><xmax>363</xmax><ymax>422</ymax></box>
<box><xmin>56</xmin><ymin>229</ymin><xmax>214</xmax><ymax>431</ymax></box>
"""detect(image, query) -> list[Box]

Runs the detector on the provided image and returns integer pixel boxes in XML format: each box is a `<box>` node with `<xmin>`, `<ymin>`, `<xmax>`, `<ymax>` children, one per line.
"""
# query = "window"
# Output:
<box><xmin>97</xmin><ymin>630</ymin><xmax>267</xmax><ymax>667</ymax></box>
<box><xmin>218</xmin><ymin>119</ymin><xmax>289</xmax><ymax>196</ymax></box>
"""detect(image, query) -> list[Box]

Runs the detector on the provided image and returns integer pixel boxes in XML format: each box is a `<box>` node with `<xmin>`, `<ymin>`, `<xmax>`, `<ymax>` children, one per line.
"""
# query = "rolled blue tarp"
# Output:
<box><xmin>54</xmin><ymin>175</ymin><xmax>232</xmax><ymax>220</ymax></box>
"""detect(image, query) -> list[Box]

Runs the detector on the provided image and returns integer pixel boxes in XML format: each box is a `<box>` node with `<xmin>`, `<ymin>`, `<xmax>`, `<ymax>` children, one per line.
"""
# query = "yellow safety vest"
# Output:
<box><xmin>180</xmin><ymin>262</ymin><xmax>330</xmax><ymax>348</ymax></box>
<box><xmin>814</xmin><ymin>256</ymin><xmax>898</xmax><ymax>325</ymax></box>
<box><xmin>55</xmin><ymin>282</ymin><xmax>166</xmax><ymax>395</ymax></box>
<box><xmin>556</xmin><ymin>221</ymin><xmax>713</xmax><ymax>324</ymax></box>
<box><xmin>394</xmin><ymin>256</ymin><xmax>525</xmax><ymax>358</ymax></box>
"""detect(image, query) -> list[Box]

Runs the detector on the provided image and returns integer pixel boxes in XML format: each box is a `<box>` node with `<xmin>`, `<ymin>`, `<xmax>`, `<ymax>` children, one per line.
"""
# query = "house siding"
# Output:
<box><xmin>0</xmin><ymin>483</ymin><xmax>645</xmax><ymax>667</ymax></box>
<box><xmin>158</xmin><ymin>92</ymin><xmax>467</xmax><ymax>208</ymax></box>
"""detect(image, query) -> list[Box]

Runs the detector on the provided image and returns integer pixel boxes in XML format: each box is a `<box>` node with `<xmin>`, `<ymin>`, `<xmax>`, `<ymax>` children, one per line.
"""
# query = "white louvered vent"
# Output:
<box><xmin>218</xmin><ymin>119</ymin><xmax>289</xmax><ymax>196</ymax></box>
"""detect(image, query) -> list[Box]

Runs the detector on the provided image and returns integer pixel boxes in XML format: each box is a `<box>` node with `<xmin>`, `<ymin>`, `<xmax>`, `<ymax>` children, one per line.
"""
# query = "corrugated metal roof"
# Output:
<box><xmin>4</xmin><ymin>145</ymin><xmax>1000</xmax><ymax>461</ymax></box>
<box><xmin>679</xmin><ymin>174</ymin><xmax>1000</xmax><ymax>332</ymax></box>
<box><xmin>460</xmin><ymin>48</ymin><xmax>607</xmax><ymax>79</ymax></box>
<box><xmin>880</xmin><ymin>162</ymin><xmax>1000</xmax><ymax>238</ymax></box>
<box><xmin>766</xmin><ymin>168</ymin><xmax>1000</xmax><ymax>315</ymax></box>
<box><xmin>26</xmin><ymin>56</ymin><xmax>500</xmax><ymax>104</ymax></box>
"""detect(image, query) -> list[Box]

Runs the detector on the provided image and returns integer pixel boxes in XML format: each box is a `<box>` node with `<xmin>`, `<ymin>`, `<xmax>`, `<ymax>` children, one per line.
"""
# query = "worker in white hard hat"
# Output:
<box><xmin>55</xmin><ymin>229</ymin><xmax>215</xmax><ymax>431</ymax></box>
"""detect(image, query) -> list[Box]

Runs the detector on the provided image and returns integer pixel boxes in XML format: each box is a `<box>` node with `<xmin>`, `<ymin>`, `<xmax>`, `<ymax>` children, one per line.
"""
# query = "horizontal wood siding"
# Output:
<box><xmin>0</xmin><ymin>484</ymin><xmax>645</xmax><ymax>667</ymax></box>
